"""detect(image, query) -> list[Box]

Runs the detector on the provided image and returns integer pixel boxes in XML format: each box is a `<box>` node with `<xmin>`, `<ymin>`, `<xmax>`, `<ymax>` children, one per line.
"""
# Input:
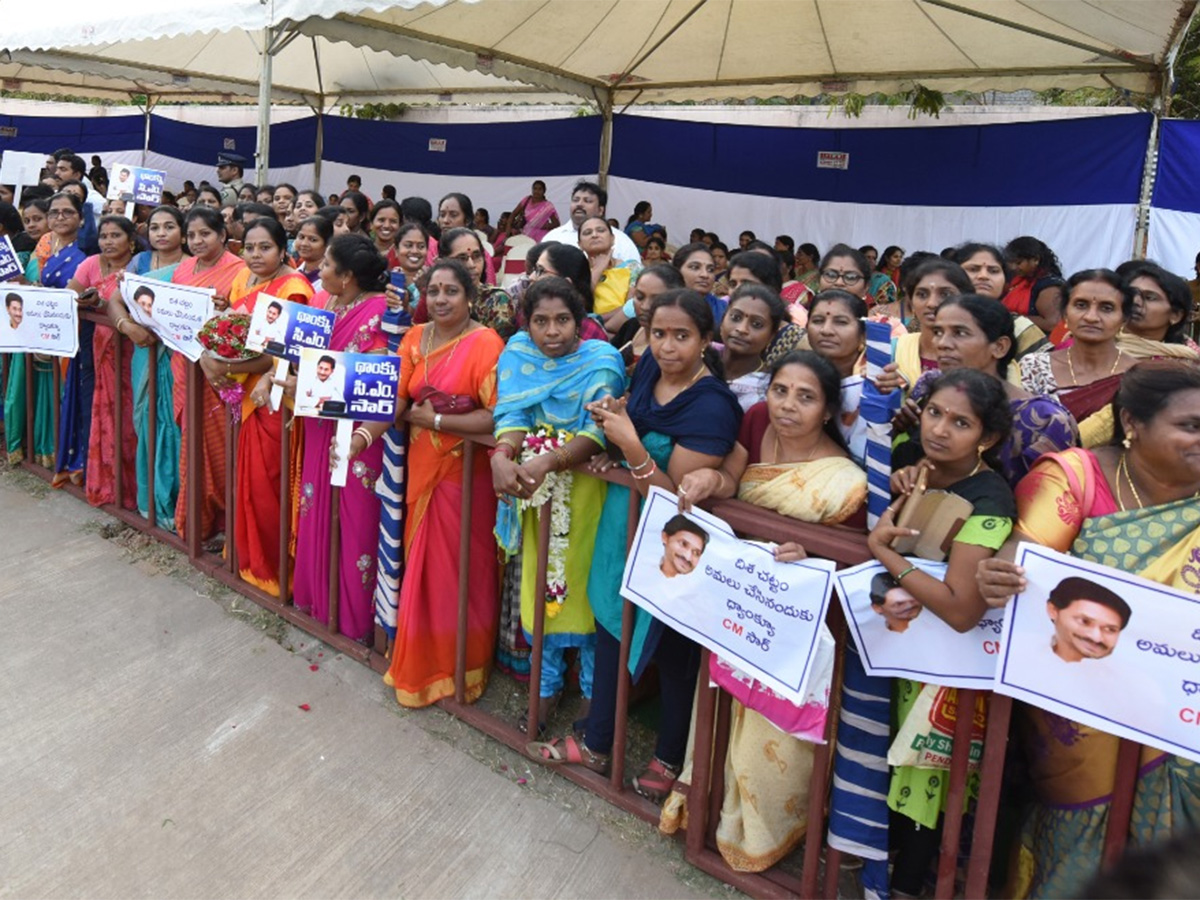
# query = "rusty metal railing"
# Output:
<box><xmin>3</xmin><ymin>313</ymin><xmax>1151</xmax><ymax>897</ymax></box>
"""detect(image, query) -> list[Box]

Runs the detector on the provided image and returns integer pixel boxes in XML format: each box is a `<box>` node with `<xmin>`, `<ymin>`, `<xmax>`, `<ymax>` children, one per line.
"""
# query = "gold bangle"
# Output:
<box><xmin>353</xmin><ymin>426</ymin><xmax>374</xmax><ymax>449</ymax></box>
<box><xmin>114</xmin><ymin>316</ymin><xmax>130</xmax><ymax>335</ymax></box>
<box><xmin>553</xmin><ymin>445</ymin><xmax>572</xmax><ymax>471</ymax></box>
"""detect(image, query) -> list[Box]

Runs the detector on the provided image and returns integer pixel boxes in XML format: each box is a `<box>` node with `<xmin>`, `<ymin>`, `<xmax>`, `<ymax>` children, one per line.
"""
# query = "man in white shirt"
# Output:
<box><xmin>253</xmin><ymin>300</ymin><xmax>289</xmax><ymax>349</ymax></box>
<box><xmin>541</xmin><ymin>181</ymin><xmax>640</xmax><ymax>264</ymax></box>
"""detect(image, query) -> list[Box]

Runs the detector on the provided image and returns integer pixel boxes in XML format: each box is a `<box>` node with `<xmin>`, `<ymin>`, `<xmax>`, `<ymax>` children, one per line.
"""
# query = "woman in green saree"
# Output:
<box><xmin>979</xmin><ymin>359</ymin><xmax>1200</xmax><ymax>898</ymax></box>
<box><xmin>105</xmin><ymin>205</ymin><xmax>186</xmax><ymax>524</ymax></box>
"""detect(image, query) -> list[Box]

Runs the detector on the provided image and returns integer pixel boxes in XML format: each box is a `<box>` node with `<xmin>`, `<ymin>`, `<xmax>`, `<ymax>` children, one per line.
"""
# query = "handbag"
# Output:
<box><xmin>413</xmin><ymin>384</ymin><xmax>479</xmax><ymax>415</ymax></box>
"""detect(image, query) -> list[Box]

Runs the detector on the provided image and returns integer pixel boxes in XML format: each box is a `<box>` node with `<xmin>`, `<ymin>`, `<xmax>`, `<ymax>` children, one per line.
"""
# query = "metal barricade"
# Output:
<box><xmin>7</xmin><ymin>324</ymin><xmax>1152</xmax><ymax>897</ymax></box>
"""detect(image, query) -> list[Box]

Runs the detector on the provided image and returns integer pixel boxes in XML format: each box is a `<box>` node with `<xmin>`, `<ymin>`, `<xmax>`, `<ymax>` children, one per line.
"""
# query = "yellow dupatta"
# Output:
<box><xmin>737</xmin><ymin>456</ymin><xmax>867</xmax><ymax>526</ymax></box>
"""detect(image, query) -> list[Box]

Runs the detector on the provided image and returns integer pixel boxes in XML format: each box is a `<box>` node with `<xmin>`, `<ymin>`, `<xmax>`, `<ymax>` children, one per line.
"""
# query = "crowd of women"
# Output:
<box><xmin>2</xmin><ymin>171</ymin><xmax>1200</xmax><ymax>899</ymax></box>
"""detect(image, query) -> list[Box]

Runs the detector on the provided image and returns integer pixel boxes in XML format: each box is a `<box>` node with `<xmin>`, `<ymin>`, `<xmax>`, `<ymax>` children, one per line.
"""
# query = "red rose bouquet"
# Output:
<box><xmin>197</xmin><ymin>313</ymin><xmax>252</xmax><ymax>360</ymax></box>
<box><xmin>197</xmin><ymin>313</ymin><xmax>256</xmax><ymax>421</ymax></box>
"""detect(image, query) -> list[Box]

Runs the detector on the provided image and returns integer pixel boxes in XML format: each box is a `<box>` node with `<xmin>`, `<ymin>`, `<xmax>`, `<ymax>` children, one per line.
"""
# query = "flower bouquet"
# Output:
<box><xmin>518</xmin><ymin>427</ymin><xmax>573</xmax><ymax>619</ymax></box>
<box><xmin>197</xmin><ymin>313</ymin><xmax>255</xmax><ymax>421</ymax></box>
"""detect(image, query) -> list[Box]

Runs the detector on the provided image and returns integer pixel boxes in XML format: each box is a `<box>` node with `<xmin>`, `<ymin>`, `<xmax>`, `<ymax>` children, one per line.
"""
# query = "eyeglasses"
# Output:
<box><xmin>47</xmin><ymin>209</ymin><xmax>78</xmax><ymax>219</ymax></box>
<box><xmin>451</xmin><ymin>252</ymin><xmax>484</xmax><ymax>264</ymax></box>
<box><xmin>821</xmin><ymin>269</ymin><xmax>863</xmax><ymax>285</ymax></box>
<box><xmin>531</xmin><ymin>264</ymin><xmax>553</xmax><ymax>278</ymax></box>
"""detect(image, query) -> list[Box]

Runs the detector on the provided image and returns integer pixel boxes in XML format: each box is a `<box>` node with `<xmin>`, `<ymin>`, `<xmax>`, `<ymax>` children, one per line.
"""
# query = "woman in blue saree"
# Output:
<box><xmin>492</xmin><ymin>277</ymin><xmax>627</xmax><ymax>733</ymax></box>
<box><xmin>106</xmin><ymin>205</ymin><xmax>186</xmax><ymax>523</ymax></box>
<box><xmin>5</xmin><ymin>193</ymin><xmax>86</xmax><ymax>470</ymax></box>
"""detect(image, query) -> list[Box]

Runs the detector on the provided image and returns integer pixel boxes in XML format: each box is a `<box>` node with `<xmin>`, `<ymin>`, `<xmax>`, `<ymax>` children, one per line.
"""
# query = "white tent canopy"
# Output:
<box><xmin>3</xmin><ymin>0</ymin><xmax>1197</xmax><ymax>106</ymax></box>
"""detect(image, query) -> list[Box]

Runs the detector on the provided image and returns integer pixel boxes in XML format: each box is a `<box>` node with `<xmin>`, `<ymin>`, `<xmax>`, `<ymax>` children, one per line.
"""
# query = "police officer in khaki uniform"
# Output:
<box><xmin>216</xmin><ymin>151</ymin><xmax>248</xmax><ymax>207</ymax></box>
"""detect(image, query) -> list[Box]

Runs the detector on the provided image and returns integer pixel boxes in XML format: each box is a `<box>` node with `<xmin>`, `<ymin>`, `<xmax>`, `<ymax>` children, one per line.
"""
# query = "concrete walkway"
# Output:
<box><xmin>0</xmin><ymin>470</ymin><xmax>725</xmax><ymax>899</ymax></box>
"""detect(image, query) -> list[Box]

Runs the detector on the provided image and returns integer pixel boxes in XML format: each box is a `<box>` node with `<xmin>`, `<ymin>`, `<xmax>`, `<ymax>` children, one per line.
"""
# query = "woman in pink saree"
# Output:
<box><xmin>292</xmin><ymin>234</ymin><xmax>390</xmax><ymax>641</ymax></box>
<box><xmin>511</xmin><ymin>180</ymin><xmax>560</xmax><ymax>241</ymax></box>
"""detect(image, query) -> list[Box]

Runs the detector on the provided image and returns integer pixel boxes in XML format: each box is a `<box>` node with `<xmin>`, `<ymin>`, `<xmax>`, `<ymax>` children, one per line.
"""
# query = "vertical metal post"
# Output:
<box><xmin>597</xmin><ymin>90</ymin><xmax>614</xmax><ymax>190</ymax></box>
<box><xmin>23</xmin><ymin>354</ymin><xmax>34</xmax><ymax>464</ymax></box>
<box><xmin>526</xmin><ymin>502</ymin><xmax>551</xmax><ymax>739</ymax></box>
<box><xmin>185</xmin><ymin>362</ymin><xmax>202</xmax><ymax>559</ymax></box>
<box><xmin>686</xmin><ymin>652</ymin><xmax>716</xmax><ymax>858</ymax></box>
<box><xmin>454</xmin><ymin>440</ymin><xmax>475</xmax><ymax>703</ymax></box>
<box><xmin>146</xmin><ymin>347</ymin><xmax>158</xmax><ymax>529</ymax></box>
<box><xmin>610</xmin><ymin>485</ymin><xmax>640</xmax><ymax>790</ymax></box>
<box><xmin>935</xmin><ymin>688</ymin><xmax>979</xmax><ymax>898</ymax></box>
<box><xmin>1132</xmin><ymin>108</ymin><xmax>1160</xmax><ymax>260</ymax></box>
<box><xmin>255</xmin><ymin>27</ymin><xmax>275</xmax><ymax>186</ymax></box>
<box><xmin>328</xmin><ymin>484</ymin><xmax>341</xmax><ymax>634</ymax></box>
<box><xmin>226</xmin><ymin>415</ymin><xmax>239</xmax><ymax>572</ymax></box>
<box><xmin>965</xmin><ymin>693</ymin><xmax>1013</xmax><ymax>899</ymax></box>
<box><xmin>312</xmin><ymin>106</ymin><xmax>324</xmax><ymax>193</ymax></box>
<box><xmin>52</xmin><ymin>358</ymin><xmax>61</xmax><ymax>466</ymax></box>
<box><xmin>113</xmin><ymin>329</ymin><xmax>124</xmax><ymax>509</ymax></box>
<box><xmin>278</xmin><ymin>405</ymin><xmax>291</xmax><ymax>603</ymax></box>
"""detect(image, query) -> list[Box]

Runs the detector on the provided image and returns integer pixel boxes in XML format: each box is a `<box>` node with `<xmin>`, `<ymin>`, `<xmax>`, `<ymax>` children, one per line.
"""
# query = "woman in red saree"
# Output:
<box><xmin>292</xmin><ymin>234</ymin><xmax>390</xmax><ymax>639</ymax></box>
<box><xmin>170</xmin><ymin>206</ymin><xmax>247</xmax><ymax>541</ymax></box>
<box><xmin>384</xmin><ymin>259</ymin><xmax>504</xmax><ymax>708</ymax></box>
<box><xmin>232</xmin><ymin>218</ymin><xmax>313</xmax><ymax>595</ymax></box>
<box><xmin>66</xmin><ymin>215</ymin><xmax>136</xmax><ymax>509</ymax></box>
<box><xmin>1019</xmin><ymin>269</ymin><xmax>1136</xmax><ymax>447</ymax></box>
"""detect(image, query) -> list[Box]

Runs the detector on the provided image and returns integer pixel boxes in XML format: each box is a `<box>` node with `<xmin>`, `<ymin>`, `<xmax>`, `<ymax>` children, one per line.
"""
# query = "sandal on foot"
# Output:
<box><xmin>632</xmin><ymin>758</ymin><xmax>681</xmax><ymax>803</ymax></box>
<box><xmin>516</xmin><ymin>692</ymin><xmax>561</xmax><ymax>737</ymax></box>
<box><xmin>526</xmin><ymin>735</ymin><xmax>610</xmax><ymax>776</ymax></box>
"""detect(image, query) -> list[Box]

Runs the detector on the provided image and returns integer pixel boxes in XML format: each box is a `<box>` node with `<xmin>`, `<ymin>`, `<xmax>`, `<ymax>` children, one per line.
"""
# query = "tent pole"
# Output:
<box><xmin>597</xmin><ymin>89</ymin><xmax>614</xmax><ymax>189</ymax></box>
<box><xmin>1133</xmin><ymin>108</ymin><xmax>1161</xmax><ymax>260</ymax></box>
<box><xmin>313</xmin><ymin>101</ymin><xmax>325</xmax><ymax>192</ymax></box>
<box><xmin>255</xmin><ymin>26</ymin><xmax>275</xmax><ymax>185</ymax></box>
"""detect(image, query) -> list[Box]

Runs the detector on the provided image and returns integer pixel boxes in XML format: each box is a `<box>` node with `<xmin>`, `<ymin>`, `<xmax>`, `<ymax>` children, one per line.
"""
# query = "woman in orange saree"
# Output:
<box><xmin>384</xmin><ymin>259</ymin><xmax>504</xmax><ymax>708</ymax></box>
<box><xmin>170</xmin><ymin>206</ymin><xmax>247</xmax><ymax>542</ymax></box>
<box><xmin>231</xmin><ymin>218</ymin><xmax>313</xmax><ymax>596</ymax></box>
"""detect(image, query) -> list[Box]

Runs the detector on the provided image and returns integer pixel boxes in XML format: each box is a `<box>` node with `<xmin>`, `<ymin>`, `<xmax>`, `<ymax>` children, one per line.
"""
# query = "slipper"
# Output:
<box><xmin>632</xmin><ymin>757</ymin><xmax>681</xmax><ymax>803</ymax></box>
<box><xmin>526</xmin><ymin>735</ymin><xmax>610</xmax><ymax>776</ymax></box>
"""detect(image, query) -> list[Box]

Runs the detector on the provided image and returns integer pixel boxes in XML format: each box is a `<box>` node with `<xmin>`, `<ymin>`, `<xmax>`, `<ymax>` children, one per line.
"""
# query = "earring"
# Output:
<box><xmin>1122</xmin><ymin>436</ymin><xmax>1132</xmax><ymax>449</ymax></box>
<box><xmin>977</xmin><ymin>443</ymin><xmax>987</xmax><ymax>458</ymax></box>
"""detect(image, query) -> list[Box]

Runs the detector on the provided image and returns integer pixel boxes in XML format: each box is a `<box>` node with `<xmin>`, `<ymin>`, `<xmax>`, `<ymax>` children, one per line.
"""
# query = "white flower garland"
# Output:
<box><xmin>516</xmin><ymin>427</ymin><xmax>573</xmax><ymax>619</ymax></box>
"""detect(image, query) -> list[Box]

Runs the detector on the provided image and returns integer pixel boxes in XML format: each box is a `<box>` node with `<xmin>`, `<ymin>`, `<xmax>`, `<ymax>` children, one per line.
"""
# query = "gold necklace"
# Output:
<box><xmin>423</xmin><ymin>317</ymin><xmax>471</xmax><ymax>357</ymax></box>
<box><xmin>774</xmin><ymin>431</ymin><xmax>820</xmax><ymax>465</ymax></box>
<box><xmin>1066</xmin><ymin>347</ymin><xmax>1122</xmax><ymax>386</ymax></box>
<box><xmin>1117</xmin><ymin>451</ymin><xmax>1144</xmax><ymax>511</ymax></box>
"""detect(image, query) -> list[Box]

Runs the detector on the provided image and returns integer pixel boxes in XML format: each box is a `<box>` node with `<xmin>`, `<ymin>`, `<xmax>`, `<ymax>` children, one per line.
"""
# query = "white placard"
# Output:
<box><xmin>0</xmin><ymin>285</ymin><xmax>78</xmax><ymax>356</ymax></box>
<box><xmin>0</xmin><ymin>150</ymin><xmax>46</xmax><ymax>197</ymax></box>
<box><xmin>122</xmin><ymin>274</ymin><xmax>214</xmax><ymax>362</ymax></box>
<box><xmin>995</xmin><ymin>543</ymin><xmax>1200</xmax><ymax>765</ymax></box>
<box><xmin>835</xmin><ymin>558</ymin><xmax>1006</xmax><ymax>688</ymax></box>
<box><xmin>619</xmin><ymin>486</ymin><xmax>835</xmax><ymax>703</ymax></box>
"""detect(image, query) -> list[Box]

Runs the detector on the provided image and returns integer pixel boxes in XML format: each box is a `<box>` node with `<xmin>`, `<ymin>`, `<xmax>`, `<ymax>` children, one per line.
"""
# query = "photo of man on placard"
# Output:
<box><xmin>255</xmin><ymin>300</ymin><xmax>288</xmax><ymax>348</ymax></box>
<box><xmin>869</xmin><ymin>571</ymin><xmax>923</xmax><ymax>633</ymax></box>
<box><xmin>659</xmin><ymin>514</ymin><xmax>709</xmax><ymax>579</ymax></box>
<box><xmin>304</xmin><ymin>354</ymin><xmax>344</xmax><ymax>412</ymax></box>
<box><xmin>132</xmin><ymin>285</ymin><xmax>157</xmax><ymax>323</ymax></box>
<box><xmin>5</xmin><ymin>292</ymin><xmax>24</xmax><ymax>332</ymax></box>
<box><xmin>1045</xmin><ymin>575</ymin><xmax>1132</xmax><ymax>663</ymax></box>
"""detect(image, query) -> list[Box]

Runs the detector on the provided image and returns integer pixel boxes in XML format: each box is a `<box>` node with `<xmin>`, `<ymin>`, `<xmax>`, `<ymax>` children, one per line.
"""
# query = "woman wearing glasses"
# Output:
<box><xmin>813</xmin><ymin>244</ymin><xmax>872</xmax><ymax>307</ymax></box>
<box><xmin>412</xmin><ymin>227</ymin><xmax>516</xmax><ymax>340</ymax></box>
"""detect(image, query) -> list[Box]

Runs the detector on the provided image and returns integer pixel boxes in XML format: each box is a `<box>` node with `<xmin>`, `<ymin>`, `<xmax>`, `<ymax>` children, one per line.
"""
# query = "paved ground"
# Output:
<box><xmin>0</xmin><ymin>467</ymin><xmax>733</xmax><ymax>900</ymax></box>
